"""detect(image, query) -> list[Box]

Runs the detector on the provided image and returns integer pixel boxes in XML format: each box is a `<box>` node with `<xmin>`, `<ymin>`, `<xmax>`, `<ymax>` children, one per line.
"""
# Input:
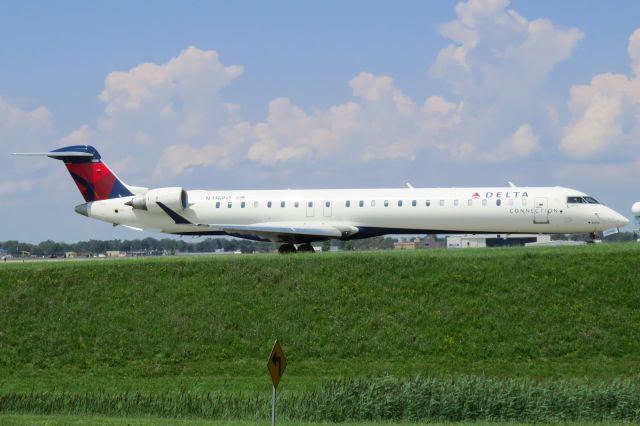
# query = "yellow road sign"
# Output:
<box><xmin>267</xmin><ymin>339</ymin><xmax>287</xmax><ymax>388</ymax></box>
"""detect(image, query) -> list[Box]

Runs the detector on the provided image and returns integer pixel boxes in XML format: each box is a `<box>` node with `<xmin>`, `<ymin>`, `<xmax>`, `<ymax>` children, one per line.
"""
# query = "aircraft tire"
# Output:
<box><xmin>278</xmin><ymin>244</ymin><xmax>297</xmax><ymax>254</ymax></box>
<box><xmin>297</xmin><ymin>244</ymin><xmax>315</xmax><ymax>253</ymax></box>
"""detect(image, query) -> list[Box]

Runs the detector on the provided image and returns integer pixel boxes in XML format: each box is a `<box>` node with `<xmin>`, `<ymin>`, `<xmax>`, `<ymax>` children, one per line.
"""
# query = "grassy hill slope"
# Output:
<box><xmin>0</xmin><ymin>244</ymin><xmax>639</xmax><ymax>421</ymax></box>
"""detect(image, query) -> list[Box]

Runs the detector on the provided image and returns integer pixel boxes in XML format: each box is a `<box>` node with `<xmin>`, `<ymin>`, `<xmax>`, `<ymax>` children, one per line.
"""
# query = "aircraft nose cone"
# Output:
<box><xmin>74</xmin><ymin>203</ymin><xmax>89</xmax><ymax>217</ymax></box>
<box><xmin>608</xmin><ymin>210</ymin><xmax>629</xmax><ymax>228</ymax></box>
<box><xmin>616</xmin><ymin>214</ymin><xmax>630</xmax><ymax>228</ymax></box>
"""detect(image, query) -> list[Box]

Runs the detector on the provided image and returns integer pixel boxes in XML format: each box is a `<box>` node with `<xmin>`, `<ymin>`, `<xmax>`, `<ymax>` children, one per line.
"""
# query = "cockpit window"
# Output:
<box><xmin>567</xmin><ymin>196</ymin><xmax>600</xmax><ymax>204</ymax></box>
<box><xmin>584</xmin><ymin>196</ymin><xmax>600</xmax><ymax>204</ymax></box>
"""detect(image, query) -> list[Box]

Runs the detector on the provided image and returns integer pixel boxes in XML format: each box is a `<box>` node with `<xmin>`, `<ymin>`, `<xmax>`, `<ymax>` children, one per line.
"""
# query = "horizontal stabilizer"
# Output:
<box><xmin>11</xmin><ymin>151</ymin><xmax>94</xmax><ymax>158</ymax></box>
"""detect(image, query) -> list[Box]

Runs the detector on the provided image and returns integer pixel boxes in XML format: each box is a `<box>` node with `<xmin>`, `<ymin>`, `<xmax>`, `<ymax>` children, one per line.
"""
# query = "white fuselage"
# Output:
<box><xmin>79</xmin><ymin>186</ymin><xmax>629</xmax><ymax>243</ymax></box>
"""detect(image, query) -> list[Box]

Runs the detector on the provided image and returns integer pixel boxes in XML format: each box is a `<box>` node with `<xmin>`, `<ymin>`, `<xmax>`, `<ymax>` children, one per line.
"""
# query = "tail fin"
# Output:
<box><xmin>12</xmin><ymin>145</ymin><xmax>134</xmax><ymax>202</ymax></box>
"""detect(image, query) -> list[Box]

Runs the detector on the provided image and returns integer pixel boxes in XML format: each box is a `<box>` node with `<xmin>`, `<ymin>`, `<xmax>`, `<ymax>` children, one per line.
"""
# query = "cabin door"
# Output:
<box><xmin>323</xmin><ymin>200</ymin><xmax>332</xmax><ymax>217</ymax></box>
<box><xmin>306</xmin><ymin>200</ymin><xmax>315</xmax><ymax>217</ymax></box>
<box><xmin>534</xmin><ymin>197</ymin><xmax>549</xmax><ymax>224</ymax></box>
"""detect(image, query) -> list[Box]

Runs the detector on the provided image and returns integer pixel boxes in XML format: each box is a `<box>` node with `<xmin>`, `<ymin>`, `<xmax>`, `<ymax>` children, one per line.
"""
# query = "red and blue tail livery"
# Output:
<box><xmin>14</xmin><ymin>145</ymin><xmax>133</xmax><ymax>202</ymax></box>
<box><xmin>51</xmin><ymin>146</ymin><xmax>133</xmax><ymax>202</ymax></box>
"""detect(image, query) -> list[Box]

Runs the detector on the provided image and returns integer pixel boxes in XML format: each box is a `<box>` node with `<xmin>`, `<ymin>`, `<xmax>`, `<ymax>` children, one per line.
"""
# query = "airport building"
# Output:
<box><xmin>446</xmin><ymin>234</ymin><xmax>552</xmax><ymax>249</ymax></box>
<box><xmin>393</xmin><ymin>236</ymin><xmax>425</xmax><ymax>250</ymax></box>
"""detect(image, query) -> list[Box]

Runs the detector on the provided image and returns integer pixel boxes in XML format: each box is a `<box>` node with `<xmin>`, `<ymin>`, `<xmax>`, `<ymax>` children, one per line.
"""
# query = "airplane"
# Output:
<box><xmin>12</xmin><ymin>145</ymin><xmax>630</xmax><ymax>253</ymax></box>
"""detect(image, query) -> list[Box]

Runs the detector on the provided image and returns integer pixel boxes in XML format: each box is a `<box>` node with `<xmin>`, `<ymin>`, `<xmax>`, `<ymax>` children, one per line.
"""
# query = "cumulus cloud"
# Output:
<box><xmin>53</xmin><ymin>0</ymin><xmax>583</xmax><ymax>187</ymax></box>
<box><xmin>560</xmin><ymin>30</ymin><xmax>640</xmax><ymax>159</ymax></box>
<box><xmin>57</xmin><ymin>46</ymin><xmax>244</xmax><ymax>183</ymax></box>
<box><xmin>99</xmin><ymin>46</ymin><xmax>243</xmax><ymax>116</ymax></box>
<box><xmin>0</xmin><ymin>98</ymin><xmax>56</xmax><ymax>195</ymax></box>
<box><xmin>0</xmin><ymin>179</ymin><xmax>34</xmax><ymax>196</ymax></box>
<box><xmin>430</xmin><ymin>0</ymin><xmax>583</xmax><ymax>95</ymax></box>
<box><xmin>629</xmin><ymin>28</ymin><xmax>640</xmax><ymax>76</ymax></box>
<box><xmin>481</xmin><ymin>124</ymin><xmax>540</xmax><ymax>162</ymax></box>
<box><xmin>0</xmin><ymin>97</ymin><xmax>54</xmax><ymax>150</ymax></box>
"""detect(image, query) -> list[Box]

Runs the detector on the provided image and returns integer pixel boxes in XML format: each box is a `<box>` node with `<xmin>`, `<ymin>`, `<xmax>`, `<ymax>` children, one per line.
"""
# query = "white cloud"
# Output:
<box><xmin>629</xmin><ymin>28</ymin><xmax>640</xmax><ymax>76</ymax></box>
<box><xmin>99</xmin><ymin>46</ymin><xmax>243</xmax><ymax>116</ymax></box>
<box><xmin>560</xmin><ymin>29</ymin><xmax>640</xmax><ymax>159</ymax></box>
<box><xmin>0</xmin><ymin>97</ymin><xmax>57</xmax><ymax>204</ymax></box>
<box><xmin>0</xmin><ymin>97</ymin><xmax>54</xmax><ymax>150</ymax></box>
<box><xmin>480</xmin><ymin>123</ymin><xmax>540</xmax><ymax>162</ymax></box>
<box><xmin>508</xmin><ymin>124</ymin><xmax>540</xmax><ymax>157</ymax></box>
<box><xmin>53</xmin><ymin>1</ymin><xmax>584</xmax><ymax>186</ymax></box>
<box><xmin>58</xmin><ymin>46</ymin><xmax>245</xmax><ymax>184</ymax></box>
<box><xmin>430</xmin><ymin>0</ymin><xmax>583</xmax><ymax>95</ymax></box>
<box><xmin>0</xmin><ymin>179</ymin><xmax>34</xmax><ymax>196</ymax></box>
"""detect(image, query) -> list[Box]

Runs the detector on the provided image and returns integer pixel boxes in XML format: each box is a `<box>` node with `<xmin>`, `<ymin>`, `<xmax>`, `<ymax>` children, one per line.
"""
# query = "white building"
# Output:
<box><xmin>446</xmin><ymin>234</ymin><xmax>551</xmax><ymax>249</ymax></box>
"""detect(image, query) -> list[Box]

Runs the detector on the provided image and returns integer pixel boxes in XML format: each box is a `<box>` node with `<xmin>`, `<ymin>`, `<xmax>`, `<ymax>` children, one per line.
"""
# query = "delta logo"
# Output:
<box><xmin>471</xmin><ymin>192</ymin><xmax>481</xmax><ymax>199</ymax></box>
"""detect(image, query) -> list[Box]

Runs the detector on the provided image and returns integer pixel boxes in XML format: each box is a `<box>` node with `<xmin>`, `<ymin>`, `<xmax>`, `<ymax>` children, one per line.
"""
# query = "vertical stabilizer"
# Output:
<box><xmin>12</xmin><ymin>145</ymin><xmax>134</xmax><ymax>201</ymax></box>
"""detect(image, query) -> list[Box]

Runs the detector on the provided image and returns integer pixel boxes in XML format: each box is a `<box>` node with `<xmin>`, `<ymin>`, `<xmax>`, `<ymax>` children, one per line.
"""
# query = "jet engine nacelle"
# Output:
<box><xmin>126</xmin><ymin>187</ymin><xmax>188</xmax><ymax>212</ymax></box>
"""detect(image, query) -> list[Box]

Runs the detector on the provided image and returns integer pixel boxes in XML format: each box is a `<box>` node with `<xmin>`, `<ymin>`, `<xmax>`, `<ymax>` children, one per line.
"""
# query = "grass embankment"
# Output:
<box><xmin>0</xmin><ymin>244</ymin><xmax>639</xmax><ymax>422</ymax></box>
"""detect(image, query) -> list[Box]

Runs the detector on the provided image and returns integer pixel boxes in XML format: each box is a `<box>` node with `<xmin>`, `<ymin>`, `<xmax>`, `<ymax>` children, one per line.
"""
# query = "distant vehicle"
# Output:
<box><xmin>12</xmin><ymin>145</ymin><xmax>629</xmax><ymax>253</ymax></box>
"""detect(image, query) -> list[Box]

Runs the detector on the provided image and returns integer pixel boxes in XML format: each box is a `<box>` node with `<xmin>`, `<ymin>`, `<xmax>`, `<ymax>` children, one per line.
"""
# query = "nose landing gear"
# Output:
<box><xmin>587</xmin><ymin>232</ymin><xmax>600</xmax><ymax>243</ymax></box>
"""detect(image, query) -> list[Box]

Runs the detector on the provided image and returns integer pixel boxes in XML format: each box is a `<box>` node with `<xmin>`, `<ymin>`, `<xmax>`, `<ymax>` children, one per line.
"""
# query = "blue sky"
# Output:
<box><xmin>1</xmin><ymin>0</ymin><xmax>639</xmax><ymax>243</ymax></box>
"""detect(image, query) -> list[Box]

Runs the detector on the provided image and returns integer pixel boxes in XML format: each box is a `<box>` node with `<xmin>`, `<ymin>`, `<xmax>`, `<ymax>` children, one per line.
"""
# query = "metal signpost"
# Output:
<box><xmin>267</xmin><ymin>339</ymin><xmax>287</xmax><ymax>426</ymax></box>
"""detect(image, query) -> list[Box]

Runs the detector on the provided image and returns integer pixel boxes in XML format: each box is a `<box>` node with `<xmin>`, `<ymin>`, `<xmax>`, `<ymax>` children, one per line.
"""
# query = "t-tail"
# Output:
<box><xmin>11</xmin><ymin>145</ymin><xmax>137</xmax><ymax>201</ymax></box>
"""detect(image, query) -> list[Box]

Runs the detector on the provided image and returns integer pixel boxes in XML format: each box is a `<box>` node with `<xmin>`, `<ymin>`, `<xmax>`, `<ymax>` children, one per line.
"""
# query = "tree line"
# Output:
<box><xmin>1</xmin><ymin>233</ymin><xmax>633</xmax><ymax>257</ymax></box>
<box><xmin>0</xmin><ymin>235</ymin><xmax>400</xmax><ymax>256</ymax></box>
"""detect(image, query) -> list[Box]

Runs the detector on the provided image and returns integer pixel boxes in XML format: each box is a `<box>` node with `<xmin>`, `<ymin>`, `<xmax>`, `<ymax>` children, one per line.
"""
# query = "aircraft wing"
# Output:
<box><xmin>203</xmin><ymin>223</ymin><xmax>359</xmax><ymax>243</ymax></box>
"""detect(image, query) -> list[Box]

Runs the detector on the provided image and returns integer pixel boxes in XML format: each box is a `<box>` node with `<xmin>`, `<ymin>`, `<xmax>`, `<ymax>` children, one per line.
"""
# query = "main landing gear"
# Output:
<box><xmin>297</xmin><ymin>244</ymin><xmax>315</xmax><ymax>253</ymax></box>
<box><xmin>277</xmin><ymin>243</ymin><xmax>315</xmax><ymax>254</ymax></box>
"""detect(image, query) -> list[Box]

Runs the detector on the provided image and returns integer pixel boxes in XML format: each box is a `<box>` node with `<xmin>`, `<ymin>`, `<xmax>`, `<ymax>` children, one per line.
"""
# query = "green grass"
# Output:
<box><xmin>0</xmin><ymin>415</ymin><xmax>621</xmax><ymax>426</ymax></box>
<box><xmin>0</xmin><ymin>244</ymin><xmax>639</xmax><ymax>421</ymax></box>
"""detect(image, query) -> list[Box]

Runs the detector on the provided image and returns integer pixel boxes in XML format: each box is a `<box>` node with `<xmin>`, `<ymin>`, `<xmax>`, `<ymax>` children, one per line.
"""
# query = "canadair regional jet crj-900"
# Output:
<box><xmin>12</xmin><ymin>145</ymin><xmax>629</xmax><ymax>253</ymax></box>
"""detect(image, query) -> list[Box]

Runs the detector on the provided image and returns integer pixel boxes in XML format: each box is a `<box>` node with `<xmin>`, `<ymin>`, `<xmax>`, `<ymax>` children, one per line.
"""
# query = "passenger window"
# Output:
<box><xmin>268</xmin><ymin>201</ymin><xmax>272</xmax><ymax>208</ymax></box>
<box><xmin>522</xmin><ymin>199</ymin><xmax>527</xmax><ymax>207</ymax></box>
<box><xmin>439</xmin><ymin>200</ymin><xmax>445</xmax><ymax>207</ymax></box>
<box><xmin>294</xmin><ymin>201</ymin><xmax>299</xmax><ymax>208</ymax></box>
<box><xmin>371</xmin><ymin>200</ymin><xmax>376</xmax><ymax>207</ymax></box>
<box><xmin>496</xmin><ymin>199</ymin><xmax>501</xmax><ymax>206</ymax></box>
<box><xmin>254</xmin><ymin>201</ymin><xmax>259</xmax><ymax>208</ymax></box>
<box><xmin>412</xmin><ymin>200</ymin><xmax>416</xmax><ymax>207</ymax></box>
<box><xmin>426</xmin><ymin>200</ymin><xmax>431</xmax><ymax>207</ymax></box>
<box><xmin>398</xmin><ymin>200</ymin><xmax>403</xmax><ymax>207</ymax></box>
<box><xmin>281</xmin><ymin>201</ymin><xmax>285</xmax><ymax>208</ymax></box>
<box><xmin>467</xmin><ymin>199</ymin><xmax>472</xmax><ymax>206</ymax></box>
<box><xmin>216</xmin><ymin>202</ymin><xmax>220</xmax><ymax>208</ymax></box>
<box><xmin>325</xmin><ymin>201</ymin><xmax>330</xmax><ymax>208</ymax></box>
<box><xmin>241</xmin><ymin>201</ymin><xmax>245</xmax><ymax>208</ymax></box>
<box><xmin>384</xmin><ymin>200</ymin><xmax>389</xmax><ymax>207</ymax></box>
<box><xmin>454</xmin><ymin>200</ymin><xmax>459</xmax><ymax>207</ymax></box>
<box><xmin>227</xmin><ymin>202</ymin><xmax>232</xmax><ymax>208</ymax></box>
<box><xmin>359</xmin><ymin>200</ymin><xmax>364</xmax><ymax>207</ymax></box>
<box><xmin>346</xmin><ymin>200</ymin><xmax>351</xmax><ymax>207</ymax></box>
<box><xmin>308</xmin><ymin>201</ymin><xmax>313</xmax><ymax>208</ymax></box>
<box><xmin>508</xmin><ymin>199</ymin><xmax>514</xmax><ymax>206</ymax></box>
<box><xmin>482</xmin><ymin>199</ymin><xmax>487</xmax><ymax>206</ymax></box>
